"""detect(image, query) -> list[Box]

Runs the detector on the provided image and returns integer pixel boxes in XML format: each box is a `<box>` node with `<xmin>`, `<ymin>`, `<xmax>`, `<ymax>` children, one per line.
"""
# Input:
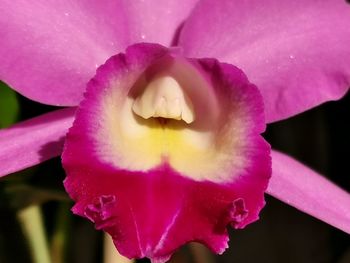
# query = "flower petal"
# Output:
<box><xmin>62</xmin><ymin>43</ymin><xmax>271</xmax><ymax>261</ymax></box>
<box><xmin>0</xmin><ymin>108</ymin><xmax>75</xmax><ymax>177</ymax></box>
<box><xmin>266</xmin><ymin>150</ymin><xmax>350</xmax><ymax>234</ymax></box>
<box><xmin>179</xmin><ymin>0</ymin><xmax>350</xmax><ymax>123</ymax></box>
<box><xmin>0</xmin><ymin>0</ymin><xmax>197</xmax><ymax>106</ymax></box>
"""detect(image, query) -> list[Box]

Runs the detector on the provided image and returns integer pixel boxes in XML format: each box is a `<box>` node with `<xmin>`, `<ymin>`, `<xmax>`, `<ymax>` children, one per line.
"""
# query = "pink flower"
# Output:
<box><xmin>0</xmin><ymin>0</ymin><xmax>350</xmax><ymax>262</ymax></box>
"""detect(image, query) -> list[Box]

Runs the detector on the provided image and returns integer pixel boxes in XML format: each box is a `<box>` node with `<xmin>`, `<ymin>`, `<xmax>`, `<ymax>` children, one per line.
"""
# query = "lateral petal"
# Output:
<box><xmin>0</xmin><ymin>108</ymin><xmax>75</xmax><ymax>177</ymax></box>
<box><xmin>0</xmin><ymin>0</ymin><xmax>197</xmax><ymax>106</ymax></box>
<box><xmin>267</xmin><ymin>150</ymin><xmax>350</xmax><ymax>234</ymax></box>
<box><xmin>179</xmin><ymin>0</ymin><xmax>350</xmax><ymax>122</ymax></box>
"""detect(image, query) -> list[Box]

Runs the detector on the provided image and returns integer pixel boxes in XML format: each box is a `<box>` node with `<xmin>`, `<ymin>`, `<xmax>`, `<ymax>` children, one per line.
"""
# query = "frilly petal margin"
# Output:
<box><xmin>62</xmin><ymin>43</ymin><xmax>271</xmax><ymax>262</ymax></box>
<box><xmin>0</xmin><ymin>108</ymin><xmax>75</xmax><ymax>177</ymax></box>
<box><xmin>267</xmin><ymin>150</ymin><xmax>350</xmax><ymax>234</ymax></box>
<box><xmin>0</xmin><ymin>0</ymin><xmax>197</xmax><ymax>106</ymax></box>
<box><xmin>179</xmin><ymin>0</ymin><xmax>350</xmax><ymax>123</ymax></box>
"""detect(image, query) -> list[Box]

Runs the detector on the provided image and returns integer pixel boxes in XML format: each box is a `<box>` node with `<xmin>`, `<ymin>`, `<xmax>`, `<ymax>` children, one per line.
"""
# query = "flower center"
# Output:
<box><xmin>90</xmin><ymin>54</ymin><xmax>259</xmax><ymax>182</ymax></box>
<box><xmin>132</xmin><ymin>75</ymin><xmax>195</xmax><ymax>124</ymax></box>
<box><xmin>98</xmin><ymin>57</ymin><xmax>228</xmax><ymax>180</ymax></box>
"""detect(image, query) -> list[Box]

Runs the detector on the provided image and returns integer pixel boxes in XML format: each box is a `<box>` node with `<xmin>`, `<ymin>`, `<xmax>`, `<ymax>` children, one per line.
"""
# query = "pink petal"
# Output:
<box><xmin>0</xmin><ymin>0</ymin><xmax>197</xmax><ymax>106</ymax></box>
<box><xmin>179</xmin><ymin>0</ymin><xmax>350</xmax><ymax>123</ymax></box>
<box><xmin>0</xmin><ymin>108</ymin><xmax>75</xmax><ymax>177</ymax></box>
<box><xmin>62</xmin><ymin>43</ymin><xmax>271</xmax><ymax>261</ymax></box>
<box><xmin>267</xmin><ymin>150</ymin><xmax>350</xmax><ymax>234</ymax></box>
<box><xmin>121</xmin><ymin>0</ymin><xmax>198</xmax><ymax>46</ymax></box>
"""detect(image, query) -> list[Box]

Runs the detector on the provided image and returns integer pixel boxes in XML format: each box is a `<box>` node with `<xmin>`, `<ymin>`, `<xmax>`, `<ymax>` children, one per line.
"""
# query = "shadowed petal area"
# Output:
<box><xmin>0</xmin><ymin>108</ymin><xmax>75</xmax><ymax>177</ymax></box>
<box><xmin>0</xmin><ymin>0</ymin><xmax>197</xmax><ymax>106</ymax></box>
<box><xmin>179</xmin><ymin>0</ymin><xmax>350</xmax><ymax>123</ymax></box>
<box><xmin>63</xmin><ymin>43</ymin><xmax>271</xmax><ymax>262</ymax></box>
<box><xmin>267</xmin><ymin>150</ymin><xmax>350</xmax><ymax>234</ymax></box>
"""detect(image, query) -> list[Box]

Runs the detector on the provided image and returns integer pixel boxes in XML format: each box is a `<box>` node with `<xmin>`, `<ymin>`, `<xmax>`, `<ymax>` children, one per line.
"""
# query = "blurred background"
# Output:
<box><xmin>0</xmin><ymin>80</ymin><xmax>349</xmax><ymax>263</ymax></box>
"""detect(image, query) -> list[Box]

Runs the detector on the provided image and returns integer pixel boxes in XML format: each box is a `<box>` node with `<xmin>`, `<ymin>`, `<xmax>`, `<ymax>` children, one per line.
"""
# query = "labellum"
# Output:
<box><xmin>62</xmin><ymin>43</ymin><xmax>271</xmax><ymax>262</ymax></box>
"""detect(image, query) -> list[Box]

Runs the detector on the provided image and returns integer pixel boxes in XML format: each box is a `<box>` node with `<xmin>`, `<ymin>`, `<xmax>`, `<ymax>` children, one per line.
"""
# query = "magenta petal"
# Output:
<box><xmin>0</xmin><ymin>108</ymin><xmax>75</xmax><ymax>177</ymax></box>
<box><xmin>179</xmin><ymin>0</ymin><xmax>350</xmax><ymax>122</ymax></box>
<box><xmin>0</xmin><ymin>0</ymin><xmax>197</xmax><ymax>106</ymax></box>
<box><xmin>120</xmin><ymin>0</ymin><xmax>198</xmax><ymax>46</ymax></box>
<box><xmin>267</xmin><ymin>150</ymin><xmax>350</xmax><ymax>234</ymax></box>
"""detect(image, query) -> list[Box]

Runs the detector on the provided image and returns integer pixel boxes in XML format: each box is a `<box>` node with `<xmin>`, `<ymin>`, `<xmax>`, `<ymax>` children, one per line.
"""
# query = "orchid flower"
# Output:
<box><xmin>0</xmin><ymin>0</ymin><xmax>350</xmax><ymax>262</ymax></box>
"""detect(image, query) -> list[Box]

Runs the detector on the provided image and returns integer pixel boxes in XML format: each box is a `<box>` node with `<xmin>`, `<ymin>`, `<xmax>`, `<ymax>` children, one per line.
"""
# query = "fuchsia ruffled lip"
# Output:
<box><xmin>62</xmin><ymin>43</ymin><xmax>271</xmax><ymax>262</ymax></box>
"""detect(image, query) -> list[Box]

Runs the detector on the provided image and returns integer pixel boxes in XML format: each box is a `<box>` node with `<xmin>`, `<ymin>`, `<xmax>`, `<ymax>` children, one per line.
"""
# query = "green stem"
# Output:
<box><xmin>189</xmin><ymin>243</ymin><xmax>215</xmax><ymax>263</ymax></box>
<box><xmin>103</xmin><ymin>234</ymin><xmax>135</xmax><ymax>263</ymax></box>
<box><xmin>51</xmin><ymin>202</ymin><xmax>70</xmax><ymax>263</ymax></box>
<box><xmin>17</xmin><ymin>205</ymin><xmax>52</xmax><ymax>263</ymax></box>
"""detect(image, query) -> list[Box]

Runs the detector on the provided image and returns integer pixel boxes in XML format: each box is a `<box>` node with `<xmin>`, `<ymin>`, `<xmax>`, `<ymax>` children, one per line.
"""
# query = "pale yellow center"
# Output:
<box><xmin>97</xmin><ymin>57</ymin><xmax>248</xmax><ymax>182</ymax></box>
<box><xmin>114</xmin><ymin>72</ymin><xmax>220</xmax><ymax>180</ymax></box>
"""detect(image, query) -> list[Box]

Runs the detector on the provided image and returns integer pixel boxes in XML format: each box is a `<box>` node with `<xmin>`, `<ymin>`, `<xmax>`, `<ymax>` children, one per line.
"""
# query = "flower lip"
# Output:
<box><xmin>63</xmin><ymin>42</ymin><xmax>271</xmax><ymax>262</ymax></box>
